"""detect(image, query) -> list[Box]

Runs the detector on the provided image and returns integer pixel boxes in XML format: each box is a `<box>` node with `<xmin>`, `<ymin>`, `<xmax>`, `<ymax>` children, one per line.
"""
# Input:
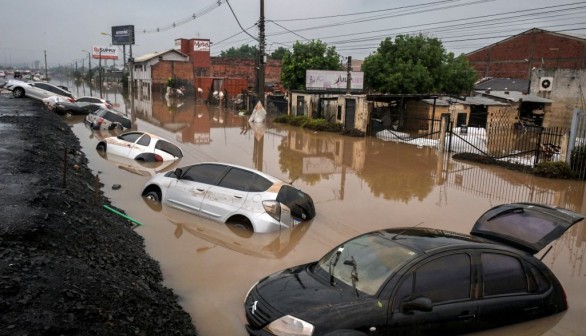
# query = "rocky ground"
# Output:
<box><xmin>0</xmin><ymin>93</ymin><xmax>197</xmax><ymax>335</ymax></box>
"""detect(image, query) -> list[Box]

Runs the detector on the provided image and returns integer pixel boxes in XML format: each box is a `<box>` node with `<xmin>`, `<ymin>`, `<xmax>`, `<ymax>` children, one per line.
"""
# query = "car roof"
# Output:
<box><xmin>119</xmin><ymin>131</ymin><xmax>169</xmax><ymax>142</ymax></box>
<box><xmin>374</xmin><ymin>228</ymin><xmax>490</xmax><ymax>254</ymax></box>
<box><xmin>192</xmin><ymin>162</ymin><xmax>286</xmax><ymax>184</ymax></box>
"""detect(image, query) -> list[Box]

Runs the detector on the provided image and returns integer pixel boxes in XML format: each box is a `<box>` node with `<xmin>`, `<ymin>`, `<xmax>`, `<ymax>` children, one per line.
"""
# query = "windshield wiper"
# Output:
<box><xmin>328</xmin><ymin>246</ymin><xmax>344</xmax><ymax>286</ymax></box>
<box><xmin>344</xmin><ymin>256</ymin><xmax>360</xmax><ymax>297</ymax></box>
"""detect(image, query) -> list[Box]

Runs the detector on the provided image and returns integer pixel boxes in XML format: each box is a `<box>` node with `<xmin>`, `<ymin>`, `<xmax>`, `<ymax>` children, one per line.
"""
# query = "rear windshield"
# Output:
<box><xmin>100</xmin><ymin>110</ymin><xmax>131</xmax><ymax>128</ymax></box>
<box><xmin>155</xmin><ymin>140</ymin><xmax>183</xmax><ymax>158</ymax></box>
<box><xmin>277</xmin><ymin>185</ymin><xmax>315</xmax><ymax>220</ymax></box>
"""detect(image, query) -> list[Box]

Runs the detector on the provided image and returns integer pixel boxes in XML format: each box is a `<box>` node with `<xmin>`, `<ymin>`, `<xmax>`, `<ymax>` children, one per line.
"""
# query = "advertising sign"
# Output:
<box><xmin>111</xmin><ymin>25</ymin><xmax>135</xmax><ymax>45</ymax></box>
<box><xmin>193</xmin><ymin>39</ymin><xmax>210</xmax><ymax>52</ymax></box>
<box><xmin>92</xmin><ymin>46</ymin><xmax>118</xmax><ymax>60</ymax></box>
<box><xmin>306</xmin><ymin>70</ymin><xmax>364</xmax><ymax>91</ymax></box>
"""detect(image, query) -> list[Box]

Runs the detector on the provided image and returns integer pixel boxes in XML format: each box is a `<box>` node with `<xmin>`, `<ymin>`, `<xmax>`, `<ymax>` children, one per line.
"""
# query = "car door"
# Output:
<box><xmin>475</xmin><ymin>251</ymin><xmax>547</xmax><ymax>330</ymax></box>
<box><xmin>27</xmin><ymin>83</ymin><xmax>50</xmax><ymax>100</ymax></box>
<box><xmin>165</xmin><ymin>164</ymin><xmax>228</xmax><ymax>215</ymax></box>
<box><xmin>388</xmin><ymin>252</ymin><xmax>478</xmax><ymax>335</ymax></box>
<box><xmin>126</xmin><ymin>133</ymin><xmax>152</xmax><ymax>159</ymax></box>
<box><xmin>104</xmin><ymin>132</ymin><xmax>142</xmax><ymax>157</ymax></box>
<box><xmin>199</xmin><ymin>167</ymin><xmax>251</xmax><ymax>221</ymax></box>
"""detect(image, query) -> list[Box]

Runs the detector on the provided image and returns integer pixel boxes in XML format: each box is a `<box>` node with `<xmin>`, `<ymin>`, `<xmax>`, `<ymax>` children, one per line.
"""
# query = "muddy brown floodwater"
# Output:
<box><xmin>60</xmin><ymin>86</ymin><xmax>586</xmax><ymax>336</ymax></box>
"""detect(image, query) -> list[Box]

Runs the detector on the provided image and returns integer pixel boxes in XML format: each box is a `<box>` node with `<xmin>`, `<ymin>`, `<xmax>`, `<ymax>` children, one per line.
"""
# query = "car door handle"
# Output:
<box><xmin>195</xmin><ymin>188</ymin><xmax>205</xmax><ymax>192</ymax></box>
<box><xmin>233</xmin><ymin>195</ymin><xmax>243</xmax><ymax>199</ymax></box>
<box><xmin>457</xmin><ymin>312</ymin><xmax>476</xmax><ymax>320</ymax></box>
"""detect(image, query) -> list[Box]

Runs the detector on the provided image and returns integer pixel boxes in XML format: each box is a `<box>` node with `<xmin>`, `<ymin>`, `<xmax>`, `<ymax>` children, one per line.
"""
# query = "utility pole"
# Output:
<box><xmin>88</xmin><ymin>52</ymin><xmax>93</xmax><ymax>96</ymax></box>
<box><xmin>258</xmin><ymin>0</ymin><xmax>265</xmax><ymax>107</ymax></box>
<box><xmin>44</xmin><ymin>50</ymin><xmax>48</xmax><ymax>80</ymax></box>
<box><xmin>99</xmin><ymin>48</ymin><xmax>103</xmax><ymax>98</ymax></box>
<box><xmin>346</xmin><ymin>56</ymin><xmax>352</xmax><ymax>95</ymax></box>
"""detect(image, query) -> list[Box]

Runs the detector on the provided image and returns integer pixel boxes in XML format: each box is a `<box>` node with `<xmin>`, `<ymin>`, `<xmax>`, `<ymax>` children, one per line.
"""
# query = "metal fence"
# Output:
<box><xmin>569</xmin><ymin>108</ymin><xmax>586</xmax><ymax>179</ymax></box>
<box><xmin>373</xmin><ymin>112</ymin><xmax>569</xmax><ymax>169</ymax></box>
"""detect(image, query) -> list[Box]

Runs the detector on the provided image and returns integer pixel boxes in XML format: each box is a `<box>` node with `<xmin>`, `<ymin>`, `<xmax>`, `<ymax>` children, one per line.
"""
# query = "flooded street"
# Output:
<box><xmin>61</xmin><ymin>83</ymin><xmax>586</xmax><ymax>336</ymax></box>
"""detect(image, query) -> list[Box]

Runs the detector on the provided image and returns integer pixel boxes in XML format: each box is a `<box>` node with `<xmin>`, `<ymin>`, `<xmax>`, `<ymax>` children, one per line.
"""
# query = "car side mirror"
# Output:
<box><xmin>401</xmin><ymin>297</ymin><xmax>432</xmax><ymax>314</ymax></box>
<box><xmin>173</xmin><ymin>168</ymin><xmax>183</xmax><ymax>179</ymax></box>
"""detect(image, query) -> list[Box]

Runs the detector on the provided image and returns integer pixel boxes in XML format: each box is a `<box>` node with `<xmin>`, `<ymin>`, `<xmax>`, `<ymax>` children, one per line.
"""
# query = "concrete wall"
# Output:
<box><xmin>211</xmin><ymin>58</ymin><xmax>282</xmax><ymax>86</ymax></box>
<box><xmin>531</xmin><ymin>68</ymin><xmax>586</xmax><ymax>128</ymax></box>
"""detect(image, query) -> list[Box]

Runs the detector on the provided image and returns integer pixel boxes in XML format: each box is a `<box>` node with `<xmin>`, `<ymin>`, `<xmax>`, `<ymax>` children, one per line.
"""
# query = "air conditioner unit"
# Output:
<box><xmin>539</xmin><ymin>77</ymin><xmax>553</xmax><ymax>91</ymax></box>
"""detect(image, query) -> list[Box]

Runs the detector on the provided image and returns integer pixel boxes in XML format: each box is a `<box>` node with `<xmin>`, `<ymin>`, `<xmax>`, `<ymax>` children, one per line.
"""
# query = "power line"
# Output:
<box><xmin>138</xmin><ymin>0</ymin><xmax>224</xmax><ymax>34</ymax></box>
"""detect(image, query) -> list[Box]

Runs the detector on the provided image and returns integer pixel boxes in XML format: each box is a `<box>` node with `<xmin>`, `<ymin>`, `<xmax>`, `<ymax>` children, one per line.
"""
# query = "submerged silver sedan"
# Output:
<box><xmin>142</xmin><ymin>162</ymin><xmax>316</xmax><ymax>233</ymax></box>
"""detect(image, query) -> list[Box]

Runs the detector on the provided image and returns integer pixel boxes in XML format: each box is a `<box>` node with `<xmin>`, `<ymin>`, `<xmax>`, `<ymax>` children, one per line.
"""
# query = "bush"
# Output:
<box><xmin>274</xmin><ymin>115</ymin><xmax>343</xmax><ymax>132</ymax></box>
<box><xmin>533</xmin><ymin>161</ymin><xmax>576</xmax><ymax>179</ymax></box>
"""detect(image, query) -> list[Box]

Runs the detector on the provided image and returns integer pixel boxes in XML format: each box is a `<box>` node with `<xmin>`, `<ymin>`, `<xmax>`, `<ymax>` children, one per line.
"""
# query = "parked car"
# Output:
<box><xmin>6</xmin><ymin>80</ymin><xmax>75</xmax><ymax>101</ymax></box>
<box><xmin>142</xmin><ymin>162</ymin><xmax>316</xmax><ymax>233</ymax></box>
<box><xmin>97</xmin><ymin>150</ymin><xmax>180</xmax><ymax>177</ymax></box>
<box><xmin>76</xmin><ymin>96</ymin><xmax>113</xmax><ymax>109</ymax></box>
<box><xmin>53</xmin><ymin>101</ymin><xmax>103</xmax><ymax>115</ymax></box>
<box><xmin>96</xmin><ymin>131</ymin><xmax>183</xmax><ymax>162</ymax></box>
<box><xmin>244</xmin><ymin>202</ymin><xmax>583</xmax><ymax>336</ymax></box>
<box><xmin>85</xmin><ymin>108</ymin><xmax>131</xmax><ymax>130</ymax></box>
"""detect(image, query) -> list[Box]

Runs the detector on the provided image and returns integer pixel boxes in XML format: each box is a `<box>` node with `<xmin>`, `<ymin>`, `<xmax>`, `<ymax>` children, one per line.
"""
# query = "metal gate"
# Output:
<box><xmin>568</xmin><ymin>108</ymin><xmax>586</xmax><ymax>179</ymax></box>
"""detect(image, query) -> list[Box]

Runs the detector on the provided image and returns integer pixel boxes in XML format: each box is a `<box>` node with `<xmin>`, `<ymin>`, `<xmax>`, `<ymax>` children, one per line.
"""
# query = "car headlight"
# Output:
<box><xmin>264</xmin><ymin>315</ymin><xmax>314</xmax><ymax>336</ymax></box>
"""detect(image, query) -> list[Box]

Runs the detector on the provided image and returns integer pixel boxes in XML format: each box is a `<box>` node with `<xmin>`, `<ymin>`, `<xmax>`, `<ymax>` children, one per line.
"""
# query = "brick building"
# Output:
<box><xmin>466</xmin><ymin>28</ymin><xmax>586</xmax><ymax>80</ymax></box>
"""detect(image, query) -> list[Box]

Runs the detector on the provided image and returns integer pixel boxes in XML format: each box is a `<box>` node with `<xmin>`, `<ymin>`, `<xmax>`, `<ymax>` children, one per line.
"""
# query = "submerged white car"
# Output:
<box><xmin>142</xmin><ymin>162</ymin><xmax>316</xmax><ymax>233</ymax></box>
<box><xmin>96</xmin><ymin>131</ymin><xmax>183</xmax><ymax>162</ymax></box>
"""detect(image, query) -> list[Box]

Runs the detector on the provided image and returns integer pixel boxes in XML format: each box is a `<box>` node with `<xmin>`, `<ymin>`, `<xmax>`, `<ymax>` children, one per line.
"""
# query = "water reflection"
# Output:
<box><xmin>58</xmin><ymin>78</ymin><xmax>586</xmax><ymax>336</ymax></box>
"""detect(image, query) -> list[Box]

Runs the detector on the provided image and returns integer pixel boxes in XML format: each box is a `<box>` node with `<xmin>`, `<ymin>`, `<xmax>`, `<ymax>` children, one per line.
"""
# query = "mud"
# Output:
<box><xmin>0</xmin><ymin>94</ymin><xmax>196</xmax><ymax>335</ymax></box>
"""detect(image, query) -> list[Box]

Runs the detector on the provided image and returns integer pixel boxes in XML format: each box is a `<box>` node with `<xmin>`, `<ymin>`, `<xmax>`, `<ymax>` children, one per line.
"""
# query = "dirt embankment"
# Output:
<box><xmin>0</xmin><ymin>94</ymin><xmax>197</xmax><ymax>335</ymax></box>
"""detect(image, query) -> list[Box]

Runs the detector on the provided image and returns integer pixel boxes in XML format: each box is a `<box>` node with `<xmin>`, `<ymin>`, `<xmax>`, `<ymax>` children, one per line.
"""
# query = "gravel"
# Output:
<box><xmin>0</xmin><ymin>93</ymin><xmax>197</xmax><ymax>336</ymax></box>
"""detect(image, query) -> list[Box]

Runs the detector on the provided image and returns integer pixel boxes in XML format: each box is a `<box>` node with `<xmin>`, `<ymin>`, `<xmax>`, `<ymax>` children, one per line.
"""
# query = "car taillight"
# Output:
<box><xmin>106</xmin><ymin>103</ymin><xmax>113</xmax><ymax>109</ymax></box>
<box><xmin>154</xmin><ymin>154</ymin><xmax>164</xmax><ymax>162</ymax></box>
<box><xmin>97</xmin><ymin>117</ymin><xmax>104</xmax><ymax>126</ymax></box>
<box><xmin>263</xmin><ymin>201</ymin><xmax>281</xmax><ymax>221</ymax></box>
<box><xmin>68</xmin><ymin>98</ymin><xmax>74</xmax><ymax>102</ymax></box>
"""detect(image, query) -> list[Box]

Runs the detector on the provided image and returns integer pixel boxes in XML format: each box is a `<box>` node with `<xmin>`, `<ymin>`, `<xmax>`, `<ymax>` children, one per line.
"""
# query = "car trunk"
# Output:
<box><xmin>470</xmin><ymin>202</ymin><xmax>584</xmax><ymax>254</ymax></box>
<box><xmin>276</xmin><ymin>185</ymin><xmax>316</xmax><ymax>221</ymax></box>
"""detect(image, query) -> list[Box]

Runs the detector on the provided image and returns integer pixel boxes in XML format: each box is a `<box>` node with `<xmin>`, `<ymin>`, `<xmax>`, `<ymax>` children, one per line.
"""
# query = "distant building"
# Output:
<box><xmin>466</xmin><ymin>28</ymin><xmax>586</xmax><ymax>80</ymax></box>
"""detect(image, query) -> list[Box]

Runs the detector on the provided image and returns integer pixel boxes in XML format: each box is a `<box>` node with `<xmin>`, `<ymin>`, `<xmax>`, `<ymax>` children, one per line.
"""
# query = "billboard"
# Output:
<box><xmin>92</xmin><ymin>46</ymin><xmax>118</xmax><ymax>60</ymax></box>
<box><xmin>111</xmin><ymin>25</ymin><xmax>135</xmax><ymax>45</ymax></box>
<box><xmin>193</xmin><ymin>39</ymin><xmax>210</xmax><ymax>52</ymax></box>
<box><xmin>306</xmin><ymin>70</ymin><xmax>364</xmax><ymax>91</ymax></box>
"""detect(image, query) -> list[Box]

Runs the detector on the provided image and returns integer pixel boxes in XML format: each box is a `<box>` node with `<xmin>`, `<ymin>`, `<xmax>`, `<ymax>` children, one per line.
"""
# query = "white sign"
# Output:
<box><xmin>306</xmin><ymin>70</ymin><xmax>364</xmax><ymax>90</ymax></box>
<box><xmin>92</xmin><ymin>46</ymin><xmax>118</xmax><ymax>60</ymax></box>
<box><xmin>193</xmin><ymin>39</ymin><xmax>210</xmax><ymax>52</ymax></box>
<box><xmin>174</xmin><ymin>40</ymin><xmax>182</xmax><ymax>50</ymax></box>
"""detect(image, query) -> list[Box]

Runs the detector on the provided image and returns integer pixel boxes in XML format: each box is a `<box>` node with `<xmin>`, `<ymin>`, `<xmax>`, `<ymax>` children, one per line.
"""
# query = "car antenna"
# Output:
<box><xmin>391</xmin><ymin>221</ymin><xmax>424</xmax><ymax>240</ymax></box>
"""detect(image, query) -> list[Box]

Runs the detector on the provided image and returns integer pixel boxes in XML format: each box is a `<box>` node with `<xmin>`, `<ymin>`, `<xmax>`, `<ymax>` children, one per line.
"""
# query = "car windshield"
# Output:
<box><xmin>315</xmin><ymin>232</ymin><xmax>420</xmax><ymax>295</ymax></box>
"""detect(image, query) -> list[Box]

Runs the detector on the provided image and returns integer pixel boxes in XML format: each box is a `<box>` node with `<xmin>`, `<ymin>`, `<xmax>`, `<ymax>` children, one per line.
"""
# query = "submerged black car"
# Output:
<box><xmin>244</xmin><ymin>203</ymin><xmax>583</xmax><ymax>336</ymax></box>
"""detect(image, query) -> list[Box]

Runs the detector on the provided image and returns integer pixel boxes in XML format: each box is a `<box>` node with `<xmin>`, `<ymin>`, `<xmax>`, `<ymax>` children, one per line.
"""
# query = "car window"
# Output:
<box><xmin>182</xmin><ymin>164</ymin><xmax>227</xmax><ymax>184</ymax></box>
<box><xmin>317</xmin><ymin>233</ymin><xmax>419</xmax><ymax>296</ymax></box>
<box><xmin>155</xmin><ymin>140</ymin><xmax>183</xmax><ymax>158</ymax></box>
<box><xmin>481</xmin><ymin>253</ymin><xmax>527</xmax><ymax>296</ymax></box>
<box><xmin>398</xmin><ymin>253</ymin><xmax>471</xmax><ymax>304</ymax></box>
<box><xmin>217</xmin><ymin>168</ymin><xmax>254</xmax><ymax>191</ymax></box>
<box><xmin>248</xmin><ymin>173</ymin><xmax>272</xmax><ymax>192</ymax></box>
<box><xmin>119</xmin><ymin>132</ymin><xmax>143</xmax><ymax>144</ymax></box>
<box><xmin>136</xmin><ymin>134</ymin><xmax>151</xmax><ymax>146</ymax></box>
<box><xmin>78</xmin><ymin>97</ymin><xmax>100</xmax><ymax>103</ymax></box>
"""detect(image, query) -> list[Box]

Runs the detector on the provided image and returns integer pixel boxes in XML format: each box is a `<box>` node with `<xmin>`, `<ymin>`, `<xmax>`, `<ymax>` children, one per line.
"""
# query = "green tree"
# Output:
<box><xmin>219</xmin><ymin>44</ymin><xmax>258</xmax><ymax>59</ymax></box>
<box><xmin>281</xmin><ymin>40</ymin><xmax>341</xmax><ymax>90</ymax></box>
<box><xmin>270</xmin><ymin>46</ymin><xmax>291</xmax><ymax>60</ymax></box>
<box><xmin>362</xmin><ymin>34</ymin><xmax>476</xmax><ymax>94</ymax></box>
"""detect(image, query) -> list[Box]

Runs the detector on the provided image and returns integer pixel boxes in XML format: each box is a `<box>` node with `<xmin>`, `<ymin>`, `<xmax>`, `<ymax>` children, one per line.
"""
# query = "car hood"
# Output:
<box><xmin>471</xmin><ymin>202</ymin><xmax>584</xmax><ymax>254</ymax></box>
<box><xmin>256</xmin><ymin>263</ymin><xmax>352</xmax><ymax>315</ymax></box>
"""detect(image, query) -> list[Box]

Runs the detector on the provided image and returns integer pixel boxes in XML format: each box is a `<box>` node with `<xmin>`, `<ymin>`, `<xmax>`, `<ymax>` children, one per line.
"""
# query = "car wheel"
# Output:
<box><xmin>144</xmin><ymin>190</ymin><xmax>161</xmax><ymax>203</ymax></box>
<box><xmin>96</xmin><ymin>142</ymin><xmax>106</xmax><ymax>152</ymax></box>
<box><xmin>226</xmin><ymin>217</ymin><xmax>254</xmax><ymax>238</ymax></box>
<box><xmin>13</xmin><ymin>87</ymin><xmax>25</xmax><ymax>98</ymax></box>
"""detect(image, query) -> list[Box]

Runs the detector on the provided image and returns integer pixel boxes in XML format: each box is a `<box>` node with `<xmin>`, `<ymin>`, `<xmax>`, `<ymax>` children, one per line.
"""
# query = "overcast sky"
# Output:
<box><xmin>2</xmin><ymin>0</ymin><xmax>585</xmax><ymax>68</ymax></box>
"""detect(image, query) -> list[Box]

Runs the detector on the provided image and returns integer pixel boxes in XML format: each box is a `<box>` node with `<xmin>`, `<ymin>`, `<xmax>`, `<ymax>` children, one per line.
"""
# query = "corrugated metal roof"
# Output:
<box><xmin>420</xmin><ymin>96</ymin><xmax>508</xmax><ymax>106</ymax></box>
<box><xmin>474</xmin><ymin>78</ymin><xmax>529</xmax><ymax>92</ymax></box>
<box><xmin>474</xmin><ymin>90</ymin><xmax>553</xmax><ymax>103</ymax></box>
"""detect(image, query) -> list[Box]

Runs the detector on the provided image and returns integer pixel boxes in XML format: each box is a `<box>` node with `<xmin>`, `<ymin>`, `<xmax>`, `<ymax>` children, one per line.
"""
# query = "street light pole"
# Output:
<box><xmin>82</xmin><ymin>50</ymin><xmax>93</xmax><ymax>96</ymax></box>
<box><xmin>99</xmin><ymin>48</ymin><xmax>103</xmax><ymax>98</ymax></box>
